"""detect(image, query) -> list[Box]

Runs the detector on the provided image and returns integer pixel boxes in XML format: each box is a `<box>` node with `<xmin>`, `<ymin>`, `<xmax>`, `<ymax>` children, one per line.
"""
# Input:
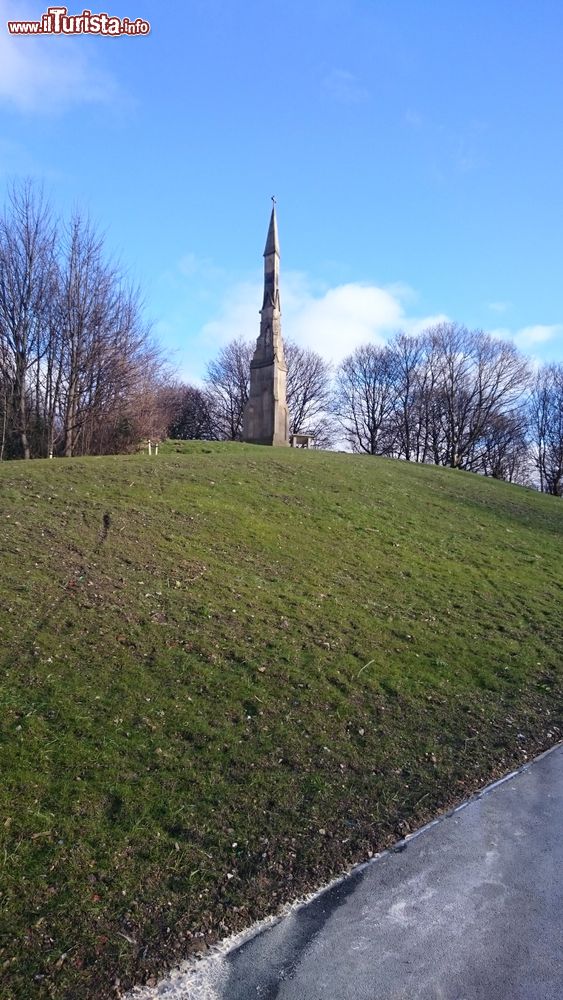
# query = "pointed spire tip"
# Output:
<box><xmin>264</xmin><ymin>199</ymin><xmax>280</xmax><ymax>257</ymax></box>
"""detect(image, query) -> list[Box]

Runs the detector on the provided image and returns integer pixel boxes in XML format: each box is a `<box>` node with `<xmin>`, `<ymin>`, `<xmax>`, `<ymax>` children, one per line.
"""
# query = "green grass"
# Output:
<box><xmin>0</xmin><ymin>442</ymin><xmax>561</xmax><ymax>999</ymax></box>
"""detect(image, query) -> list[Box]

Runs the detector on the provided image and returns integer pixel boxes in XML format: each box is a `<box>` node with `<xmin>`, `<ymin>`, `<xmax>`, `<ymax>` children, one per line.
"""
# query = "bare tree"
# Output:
<box><xmin>476</xmin><ymin>410</ymin><xmax>531</xmax><ymax>483</ymax></box>
<box><xmin>387</xmin><ymin>332</ymin><xmax>426</xmax><ymax>461</ymax></box>
<box><xmin>0</xmin><ymin>182</ymin><xmax>162</xmax><ymax>460</ymax></box>
<box><xmin>530</xmin><ymin>363</ymin><xmax>563</xmax><ymax>496</ymax></box>
<box><xmin>332</xmin><ymin>327</ymin><xmax>532</xmax><ymax>474</ymax></box>
<box><xmin>76</xmin><ymin>289</ymin><xmax>162</xmax><ymax>456</ymax></box>
<box><xmin>165</xmin><ymin>383</ymin><xmax>215</xmax><ymax>440</ymax></box>
<box><xmin>56</xmin><ymin>213</ymin><xmax>103</xmax><ymax>457</ymax></box>
<box><xmin>205</xmin><ymin>338</ymin><xmax>252</xmax><ymax>440</ymax></box>
<box><xmin>333</xmin><ymin>344</ymin><xmax>398</xmax><ymax>454</ymax></box>
<box><xmin>0</xmin><ymin>371</ymin><xmax>11</xmax><ymax>461</ymax></box>
<box><xmin>285</xmin><ymin>341</ymin><xmax>332</xmax><ymax>432</ymax></box>
<box><xmin>58</xmin><ymin>215</ymin><xmax>120</xmax><ymax>456</ymax></box>
<box><xmin>53</xmin><ymin>212</ymin><xmax>161</xmax><ymax>457</ymax></box>
<box><xmin>0</xmin><ymin>182</ymin><xmax>56</xmax><ymax>458</ymax></box>
<box><xmin>284</xmin><ymin>339</ymin><xmax>334</xmax><ymax>446</ymax></box>
<box><xmin>419</xmin><ymin>323</ymin><xmax>530</xmax><ymax>470</ymax></box>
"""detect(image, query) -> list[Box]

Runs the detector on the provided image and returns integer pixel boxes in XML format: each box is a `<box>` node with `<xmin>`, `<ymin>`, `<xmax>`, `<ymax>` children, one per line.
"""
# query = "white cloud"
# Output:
<box><xmin>288</xmin><ymin>283</ymin><xmax>401</xmax><ymax>357</ymax></box>
<box><xmin>487</xmin><ymin>323</ymin><xmax>563</xmax><ymax>362</ymax></box>
<box><xmin>0</xmin><ymin>1</ymin><xmax>118</xmax><ymax>112</ymax></box>
<box><xmin>488</xmin><ymin>300</ymin><xmax>511</xmax><ymax>314</ymax></box>
<box><xmin>200</xmin><ymin>279</ymin><xmax>263</xmax><ymax>346</ymax></box>
<box><xmin>175</xmin><ymin>366</ymin><xmax>205</xmax><ymax>388</ymax></box>
<box><xmin>167</xmin><ymin>251</ymin><xmax>561</xmax><ymax>372</ymax></box>
<box><xmin>322</xmin><ymin>69</ymin><xmax>369</xmax><ymax>104</ymax></box>
<box><xmin>514</xmin><ymin>324</ymin><xmax>563</xmax><ymax>349</ymax></box>
<box><xmin>178</xmin><ymin>252</ymin><xmax>225</xmax><ymax>282</ymax></box>
<box><xmin>199</xmin><ymin>273</ymin><xmax>448</xmax><ymax>363</ymax></box>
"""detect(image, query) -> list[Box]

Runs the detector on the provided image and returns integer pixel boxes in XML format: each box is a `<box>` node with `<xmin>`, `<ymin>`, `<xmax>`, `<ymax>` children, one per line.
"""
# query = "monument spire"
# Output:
<box><xmin>264</xmin><ymin>197</ymin><xmax>280</xmax><ymax>257</ymax></box>
<box><xmin>262</xmin><ymin>198</ymin><xmax>280</xmax><ymax>313</ymax></box>
<box><xmin>241</xmin><ymin>202</ymin><xmax>289</xmax><ymax>446</ymax></box>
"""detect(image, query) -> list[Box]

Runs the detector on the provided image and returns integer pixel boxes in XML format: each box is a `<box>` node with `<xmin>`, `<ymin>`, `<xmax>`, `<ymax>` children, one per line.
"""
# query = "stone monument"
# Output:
<box><xmin>242</xmin><ymin>200</ymin><xmax>289</xmax><ymax>446</ymax></box>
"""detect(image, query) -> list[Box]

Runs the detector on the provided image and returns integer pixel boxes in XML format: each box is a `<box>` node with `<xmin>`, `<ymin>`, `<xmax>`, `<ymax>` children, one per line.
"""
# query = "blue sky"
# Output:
<box><xmin>1</xmin><ymin>0</ymin><xmax>562</xmax><ymax>380</ymax></box>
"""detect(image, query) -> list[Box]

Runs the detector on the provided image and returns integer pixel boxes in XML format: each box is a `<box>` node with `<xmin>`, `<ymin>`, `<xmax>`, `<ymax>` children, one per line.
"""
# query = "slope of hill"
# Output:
<box><xmin>1</xmin><ymin>442</ymin><xmax>561</xmax><ymax>999</ymax></box>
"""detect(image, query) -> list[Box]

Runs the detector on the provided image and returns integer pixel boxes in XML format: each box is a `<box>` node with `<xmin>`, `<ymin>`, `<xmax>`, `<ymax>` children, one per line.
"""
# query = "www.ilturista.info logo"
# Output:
<box><xmin>7</xmin><ymin>6</ymin><xmax>150</xmax><ymax>35</ymax></box>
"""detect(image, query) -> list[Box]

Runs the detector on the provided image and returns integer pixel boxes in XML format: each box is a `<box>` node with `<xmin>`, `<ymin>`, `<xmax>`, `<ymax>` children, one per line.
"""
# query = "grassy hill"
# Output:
<box><xmin>1</xmin><ymin>442</ymin><xmax>561</xmax><ymax>999</ymax></box>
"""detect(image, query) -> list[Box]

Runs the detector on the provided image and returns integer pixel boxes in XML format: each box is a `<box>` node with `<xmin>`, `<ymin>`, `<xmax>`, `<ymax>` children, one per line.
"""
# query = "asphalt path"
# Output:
<box><xmin>130</xmin><ymin>743</ymin><xmax>563</xmax><ymax>1000</ymax></box>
